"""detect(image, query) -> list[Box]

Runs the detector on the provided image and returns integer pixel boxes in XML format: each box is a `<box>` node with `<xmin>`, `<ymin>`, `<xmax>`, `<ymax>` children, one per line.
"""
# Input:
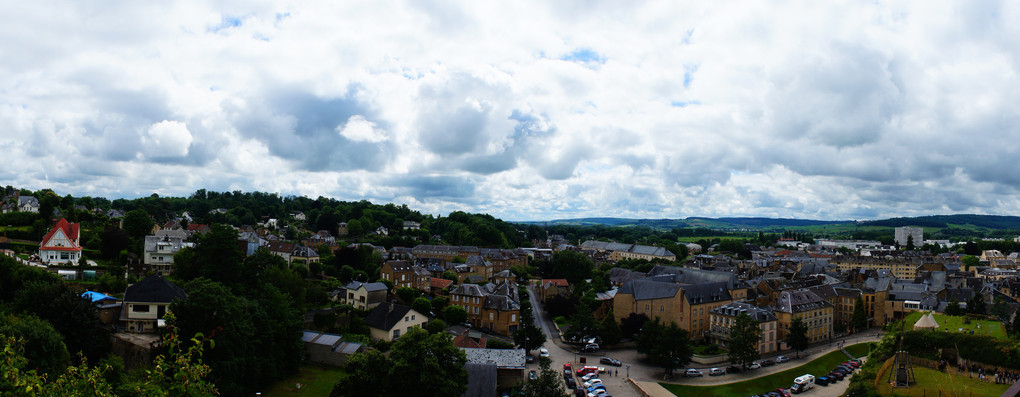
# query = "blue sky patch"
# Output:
<box><xmin>561</xmin><ymin>48</ymin><xmax>606</xmax><ymax>64</ymax></box>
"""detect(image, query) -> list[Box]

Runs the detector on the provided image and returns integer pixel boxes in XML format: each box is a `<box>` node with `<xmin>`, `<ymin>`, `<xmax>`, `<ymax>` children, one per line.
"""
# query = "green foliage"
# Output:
<box><xmin>635</xmin><ymin>318</ymin><xmax>693</xmax><ymax>376</ymax></box>
<box><xmin>548</xmin><ymin>250</ymin><xmax>594</xmax><ymax>284</ymax></box>
<box><xmin>945</xmin><ymin>298</ymin><xmax>964</xmax><ymax>316</ymax></box>
<box><xmin>122</xmin><ymin>209</ymin><xmax>154</xmax><ymax>239</ymax></box>
<box><xmin>425</xmin><ymin>319</ymin><xmax>447</xmax><ymax>334</ymax></box>
<box><xmin>524</xmin><ymin>356</ymin><xmax>566</xmax><ymax>397</ymax></box>
<box><xmin>485</xmin><ymin>339</ymin><xmax>514</xmax><ymax>349</ymax></box>
<box><xmin>620</xmin><ymin>312</ymin><xmax>650</xmax><ymax>339</ymax></box>
<box><xmin>962</xmin><ymin>255</ymin><xmax>980</xmax><ymax>270</ymax></box>
<box><xmin>395</xmin><ymin>287</ymin><xmax>421</xmax><ymax>304</ymax></box>
<box><xmin>172</xmin><ymin>224</ymin><xmax>246</xmax><ymax>287</ymax></box>
<box><xmin>332</xmin><ymin>328</ymin><xmax>467</xmax><ymax>397</ymax></box>
<box><xmin>968</xmin><ymin>291</ymin><xmax>987</xmax><ymax>315</ymax></box>
<box><xmin>411</xmin><ymin>297</ymin><xmax>433</xmax><ymax>316</ymax></box>
<box><xmin>599</xmin><ymin>309</ymin><xmax>622</xmax><ymax>346</ymax></box>
<box><xmin>443</xmin><ymin>305</ymin><xmax>468</xmax><ymax>325</ymax></box>
<box><xmin>727</xmin><ymin>313</ymin><xmax>761</xmax><ymax>368</ymax></box>
<box><xmin>0</xmin><ymin>313</ymin><xmax>70</xmax><ymax>376</ymax></box>
<box><xmin>852</xmin><ymin>295</ymin><xmax>868</xmax><ymax>330</ymax></box>
<box><xmin>785</xmin><ymin>318</ymin><xmax>809</xmax><ymax>357</ymax></box>
<box><xmin>900</xmin><ymin>330</ymin><xmax>1020</xmax><ymax>369</ymax></box>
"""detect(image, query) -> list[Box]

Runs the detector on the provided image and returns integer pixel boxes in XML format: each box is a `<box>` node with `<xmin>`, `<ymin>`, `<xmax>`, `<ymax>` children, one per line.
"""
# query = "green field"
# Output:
<box><xmin>660</xmin><ymin>343</ymin><xmax>870</xmax><ymax>397</ymax></box>
<box><xmin>261</xmin><ymin>365</ymin><xmax>346</xmax><ymax>396</ymax></box>
<box><xmin>902</xmin><ymin>312</ymin><xmax>1005</xmax><ymax>339</ymax></box>
<box><xmin>845</xmin><ymin>342</ymin><xmax>874</xmax><ymax>358</ymax></box>
<box><xmin>875</xmin><ymin>363</ymin><xmax>1009</xmax><ymax>396</ymax></box>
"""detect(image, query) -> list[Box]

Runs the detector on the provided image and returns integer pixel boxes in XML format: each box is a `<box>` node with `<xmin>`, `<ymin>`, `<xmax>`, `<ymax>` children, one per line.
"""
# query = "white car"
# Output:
<box><xmin>539</xmin><ymin>348</ymin><xmax>550</xmax><ymax>358</ymax></box>
<box><xmin>685</xmin><ymin>368</ymin><xmax>703</xmax><ymax>377</ymax></box>
<box><xmin>581</xmin><ymin>373</ymin><xmax>599</xmax><ymax>381</ymax></box>
<box><xmin>748</xmin><ymin>362</ymin><xmax>761</xmax><ymax>370</ymax></box>
<box><xmin>584</xmin><ymin>378</ymin><xmax>603</xmax><ymax>388</ymax></box>
<box><xmin>776</xmin><ymin>355</ymin><xmax>790</xmax><ymax>363</ymax></box>
<box><xmin>587</xmin><ymin>390</ymin><xmax>610</xmax><ymax>397</ymax></box>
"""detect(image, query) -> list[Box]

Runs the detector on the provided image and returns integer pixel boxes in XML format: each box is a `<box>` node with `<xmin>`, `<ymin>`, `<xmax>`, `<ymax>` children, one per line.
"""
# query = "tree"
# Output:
<box><xmin>443</xmin><ymin>305</ymin><xmax>467</xmax><ymax>325</ymax></box>
<box><xmin>968</xmin><ymin>292</ymin><xmax>987</xmax><ymax>315</ymax></box>
<box><xmin>619</xmin><ymin>312</ymin><xmax>650</xmax><ymax>339</ymax></box>
<box><xmin>635</xmin><ymin>318</ymin><xmax>693</xmax><ymax>377</ymax></box>
<box><xmin>961</xmin><ymin>255</ymin><xmax>980</xmax><ymax>271</ymax></box>
<box><xmin>548</xmin><ymin>250</ymin><xmax>594</xmax><ymax>284</ymax></box>
<box><xmin>330</xmin><ymin>350</ymin><xmax>392</xmax><ymax>397</ymax></box>
<box><xmin>0</xmin><ymin>313</ymin><xmax>70</xmax><ymax>376</ymax></box>
<box><xmin>599</xmin><ymin>310</ymin><xmax>622</xmax><ymax>346</ymax></box>
<box><xmin>727</xmin><ymin>313</ymin><xmax>761</xmax><ymax>369</ymax></box>
<box><xmin>786</xmin><ymin>318</ymin><xmax>809</xmax><ymax>358</ymax></box>
<box><xmin>431</xmin><ymin>296</ymin><xmax>449</xmax><ymax>313</ymax></box>
<box><xmin>905</xmin><ymin>235</ymin><xmax>915</xmax><ymax>251</ymax></box>
<box><xmin>395</xmin><ymin>287</ymin><xmax>420</xmax><ymax>304</ymax></box>
<box><xmin>945</xmin><ymin>299</ymin><xmax>964</xmax><ymax>316</ymax></box>
<box><xmin>387</xmin><ymin>327</ymin><xmax>468</xmax><ymax>397</ymax></box>
<box><xmin>122</xmin><ymin>209</ymin><xmax>154</xmax><ymax>239</ymax></box>
<box><xmin>99</xmin><ymin>225</ymin><xmax>129</xmax><ymax>260</ymax></box>
<box><xmin>513</xmin><ymin>322</ymin><xmax>546</xmax><ymax>354</ymax></box>
<box><xmin>425</xmin><ymin>319</ymin><xmax>447</xmax><ymax>334</ymax></box>
<box><xmin>851</xmin><ymin>296</ymin><xmax>868</xmax><ymax>331</ymax></box>
<box><xmin>991</xmin><ymin>295</ymin><xmax>1012</xmax><ymax>321</ymax></box>
<box><xmin>412</xmin><ymin>297</ymin><xmax>433</xmax><ymax>317</ymax></box>
<box><xmin>524</xmin><ymin>357</ymin><xmax>566</xmax><ymax>397</ymax></box>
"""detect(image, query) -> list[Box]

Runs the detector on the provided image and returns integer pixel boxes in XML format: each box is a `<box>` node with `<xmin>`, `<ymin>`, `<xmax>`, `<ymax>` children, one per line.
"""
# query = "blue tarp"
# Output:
<box><xmin>81</xmin><ymin>291</ymin><xmax>116</xmax><ymax>302</ymax></box>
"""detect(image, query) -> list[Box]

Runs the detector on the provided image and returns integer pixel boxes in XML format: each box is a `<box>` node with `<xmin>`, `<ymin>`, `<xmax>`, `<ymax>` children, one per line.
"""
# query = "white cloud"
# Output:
<box><xmin>2</xmin><ymin>1</ymin><xmax>1020</xmax><ymax>221</ymax></box>
<box><xmin>141</xmin><ymin>120</ymin><xmax>193</xmax><ymax>158</ymax></box>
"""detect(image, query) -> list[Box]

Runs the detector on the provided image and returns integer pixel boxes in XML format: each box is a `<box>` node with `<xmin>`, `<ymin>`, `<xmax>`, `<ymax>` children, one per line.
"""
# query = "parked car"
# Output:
<box><xmin>582</xmin><ymin>343</ymin><xmax>600</xmax><ymax>353</ymax></box>
<box><xmin>726</xmin><ymin>365</ymin><xmax>743</xmax><ymax>373</ymax></box>
<box><xmin>775</xmin><ymin>356</ymin><xmax>790</xmax><ymax>364</ymax></box>
<box><xmin>529</xmin><ymin>370</ymin><xmax>537</xmax><ymax>380</ymax></box>
<box><xmin>765</xmin><ymin>392</ymin><xmax>781</xmax><ymax>397</ymax></box>
<box><xmin>587</xmin><ymin>390</ymin><xmax>610</xmax><ymax>397</ymax></box>
<box><xmin>709</xmin><ymin>367</ymin><xmax>725</xmax><ymax>376</ymax></box>
<box><xmin>748</xmin><ymin>362</ymin><xmax>762</xmax><ymax>370</ymax></box>
<box><xmin>539</xmin><ymin>348</ymin><xmax>550</xmax><ymax>358</ymax></box>
<box><xmin>564</xmin><ymin>363</ymin><xmax>572</xmax><ymax>371</ymax></box>
<box><xmin>580</xmin><ymin>372</ymin><xmax>599</xmax><ymax>381</ymax></box>
<box><xmin>685</xmin><ymin>368</ymin><xmax>704</xmax><ymax>377</ymax></box>
<box><xmin>835</xmin><ymin>365</ymin><xmax>854</xmax><ymax>373</ymax></box>
<box><xmin>525</xmin><ymin>354</ymin><xmax>535</xmax><ymax>363</ymax></box>
<box><xmin>776</xmin><ymin>387</ymin><xmax>792</xmax><ymax>397</ymax></box>
<box><xmin>828</xmin><ymin>371</ymin><xmax>844</xmax><ymax>381</ymax></box>
<box><xmin>761</xmin><ymin>359</ymin><xmax>776</xmax><ymax>367</ymax></box>
<box><xmin>574</xmin><ymin>386</ymin><xmax>586</xmax><ymax>397</ymax></box>
<box><xmin>564</xmin><ymin>369</ymin><xmax>573</xmax><ymax>379</ymax></box>
<box><xmin>584</xmin><ymin>379</ymin><xmax>603</xmax><ymax>388</ymax></box>
<box><xmin>844</xmin><ymin>361</ymin><xmax>861</xmax><ymax>369</ymax></box>
<box><xmin>599</xmin><ymin>357</ymin><xmax>622</xmax><ymax>366</ymax></box>
<box><xmin>566</xmin><ymin>377</ymin><xmax>576</xmax><ymax>388</ymax></box>
<box><xmin>816</xmin><ymin>376</ymin><xmax>831</xmax><ymax>386</ymax></box>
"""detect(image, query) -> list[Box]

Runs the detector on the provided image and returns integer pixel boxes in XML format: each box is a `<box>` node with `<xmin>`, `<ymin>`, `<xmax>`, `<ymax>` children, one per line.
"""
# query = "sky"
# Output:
<box><xmin>2</xmin><ymin>1</ymin><xmax>1019</xmax><ymax>222</ymax></box>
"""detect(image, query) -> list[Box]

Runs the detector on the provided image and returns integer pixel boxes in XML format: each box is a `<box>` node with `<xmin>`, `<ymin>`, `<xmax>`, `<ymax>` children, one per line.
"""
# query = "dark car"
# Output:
<box><xmin>726</xmin><ymin>365</ymin><xmax>743</xmax><ymax>374</ymax></box>
<box><xmin>566</xmin><ymin>377</ymin><xmax>576</xmax><ymax>388</ymax></box>
<box><xmin>766</xmin><ymin>392</ymin><xmax>781</xmax><ymax>397</ymax></box>
<box><xmin>575</xmin><ymin>386</ymin><xmax>586</xmax><ymax>397</ymax></box>
<box><xmin>816</xmin><ymin>376</ymin><xmax>831</xmax><ymax>386</ymax></box>
<box><xmin>599</xmin><ymin>357</ymin><xmax>622</xmax><ymax>366</ymax></box>
<box><xmin>760</xmin><ymin>359</ymin><xmax>776</xmax><ymax>367</ymax></box>
<box><xmin>828</xmin><ymin>371</ymin><xmax>845</xmax><ymax>381</ymax></box>
<box><xmin>526</xmin><ymin>354</ymin><xmax>535</xmax><ymax>363</ymax></box>
<box><xmin>776</xmin><ymin>388</ymin><xmax>792</xmax><ymax>397</ymax></box>
<box><xmin>564</xmin><ymin>369</ymin><xmax>573</xmax><ymax>379</ymax></box>
<box><xmin>836</xmin><ymin>365</ymin><xmax>854</xmax><ymax>373</ymax></box>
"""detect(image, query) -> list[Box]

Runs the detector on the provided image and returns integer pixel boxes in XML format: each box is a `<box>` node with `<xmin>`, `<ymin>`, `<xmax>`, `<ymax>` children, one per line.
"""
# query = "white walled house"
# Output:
<box><xmin>120</xmin><ymin>274</ymin><xmax>187</xmax><ymax>333</ymax></box>
<box><xmin>39</xmin><ymin>218</ymin><xmax>83</xmax><ymax>266</ymax></box>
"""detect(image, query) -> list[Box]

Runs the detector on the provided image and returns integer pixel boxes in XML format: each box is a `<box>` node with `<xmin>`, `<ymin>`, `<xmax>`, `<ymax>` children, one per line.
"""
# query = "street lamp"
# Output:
<box><xmin>626</xmin><ymin>364</ymin><xmax>630</xmax><ymax>379</ymax></box>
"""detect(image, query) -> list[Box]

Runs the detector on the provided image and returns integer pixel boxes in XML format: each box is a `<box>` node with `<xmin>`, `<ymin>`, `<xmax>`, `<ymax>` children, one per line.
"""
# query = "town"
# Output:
<box><xmin>3</xmin><ymin>187</ymin><xmax>1020</xmax><ymax>397</ymax></box>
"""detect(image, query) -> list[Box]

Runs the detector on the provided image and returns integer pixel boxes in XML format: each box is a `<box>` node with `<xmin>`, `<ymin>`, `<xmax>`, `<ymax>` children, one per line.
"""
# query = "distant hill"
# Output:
<box><xmin>528</xmin><ymin>215</ymin><xmax>1020</xmax><ymax>231</ymax></box>
<box><xmin>860</xmin><ymin>214</ymin><xmax>1020</xmax><ymax>229</ymax></box>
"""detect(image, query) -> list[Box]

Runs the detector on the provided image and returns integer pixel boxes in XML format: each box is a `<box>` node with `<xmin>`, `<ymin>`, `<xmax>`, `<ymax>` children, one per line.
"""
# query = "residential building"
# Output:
<box><xmin>39</xmin><ymin>218</ymin><xmax>82</xmax><ymax>266</ymax></box>
<box><xmin>333</xmin><ymin>281</ymin><xmax>388</xmax><ymax>310</ymax></box>
<box><xmin>17</xmin><ymin>196</ymin><xmax>39</xmax><ymax>213</ymax></box>
<box><xmin>143</xmin><ymin>230</ymin><xmax>192</xmax><ymax>276</ymax></box>
<box><xmin>380</xmin><ymin>260</ymin><xmax>430</xmax><ymax>291</ymax></box>
<box><xmin>775</xmin><ymin>290</ymin><xmax>833</xmax><ymax>345</ymax></box>
<box><xmin>895</xmin><ymin>227</ymin><xmax>923</xmax><ymax>247</ymax></box>
<box><xmin>120</xmin><ymin>274</ymin><xmax>186</xmax><ymax>333</ymax></box>
<box><xmin>449</xmin><ymin>282</ymin><xmax>521</xmax><ymax>335</ymax></box>
<box><xmin>580</xmin><ymin>240</ymin><xmax>676</xmax><ymax>261</ymax></box>
<box><xmin>364</xmin><ymin>302</ymin><xmax>428</xmax><ymax>341</ymax></box>
<box><xmin>709</xmin><ymin>302</ymin><xmax>779</xmax><ymax>355</ymax></box>
<box><xmin>539</xmin><ymin>279</ymin><xmax>570</xmax><ymax>301</ymax></box>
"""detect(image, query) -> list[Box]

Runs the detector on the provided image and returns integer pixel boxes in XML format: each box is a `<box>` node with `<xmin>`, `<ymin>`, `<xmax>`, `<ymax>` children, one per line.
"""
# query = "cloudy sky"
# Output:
<box><xmin>2</xmin><ymin>1</ymin><xmax>1019</xmax><ymax>221</ymax></box>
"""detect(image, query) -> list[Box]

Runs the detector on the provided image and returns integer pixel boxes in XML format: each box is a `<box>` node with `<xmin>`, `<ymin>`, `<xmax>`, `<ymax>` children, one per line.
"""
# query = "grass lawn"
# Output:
<box><xmin>261</xmin><ymin>365</ymin><xmax>347</xmax><ymax>396</ymax></box>
<box><xmin>692</xmin><ymin>344</ymin><xmax>727</xmax><ymax>356</ymax></box>
<box><xmin>844</xmin><ymin>342</ymin><xmax>874</xmax><ymax>358</ymax></box>
<box><xmin>902</xmin><ymin>311</ymin><xmax>1005</xmax><ymax>339</ymax></box>
<box><xmin>875</xmin><ymin>362</ymin><xmax>1009</xmax><ymax>396</ymax></box>
<box><xmin>660</xmin><ymin>343</ymin><xmax>870</xmax><ymax>397</ymax></box>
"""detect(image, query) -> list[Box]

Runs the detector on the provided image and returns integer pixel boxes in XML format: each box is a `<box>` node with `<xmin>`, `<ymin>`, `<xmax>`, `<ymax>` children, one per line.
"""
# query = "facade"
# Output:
<box><xmin>39</xmin><ymin>218</ymin><xmax>82</xmax><ymax>266</ymax></box>
<box><xmin>449</xmin><ymin>282</ymin><xmax>521</xmax><ymax>335</ymax></box>
<box><xmin>833</xmin><ymin>257</ymin><xmax>926</xmax><ymax>279</ymax></box>
<box><xmin>120</xmin><ymin>274</ymin><xmax>187</xmax><ymax>333</ymax></box>
<box><xmin>709</xmin><ymin>302</ymin><xmax>779</xmax><ymax>355</ymax></box>
<box><xmin>17</xmin><ymin>196</ymin><xmax>39</xmax><ymax>213</ymax></box>
<box><xmin>775</xmin><ymin>290</ymin><xmax>833</xmax><ymax>345</ymax></box>
<box><xmin>380</xmin><ymin>260</ymin><xmax>430</xmax><ymax>291</ymax></box>
<box><xmin>894</xmin><ymin>227</ymin><xmax>924</xmax><ymax>247</ymax></box>
<box><xmin>580</xmin><ymin>240</ymin><xmax>676</xmax><ymax>261</ymax></box>
<box><xmin>334</xmin><ymin>281</ymin><xmax>388</xmax><ymax>310</ymax></box>
<box><xmin>143</xmin><ymin>230</ymin><xmax>192</xmax><ymax>276</ymax></box>
<box><xmin>364</xmin><ymin>302</ymin><xmax>428</xmax><ymax>341</ymax></box>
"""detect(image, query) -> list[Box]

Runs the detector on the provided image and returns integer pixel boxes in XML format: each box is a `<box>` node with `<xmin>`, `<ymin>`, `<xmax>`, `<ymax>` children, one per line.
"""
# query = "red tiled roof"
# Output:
<box><xmin>40</xmin><ymin>218</ymin><xmax>81</xmax><ymax>251</ymax></box>
<box><xmin>185</xmin><ymin>223</ymin><xmax>209</xmax><ymax>231</ymax></box>
<box><xmin>430</xmin><ymin>277</ymin><xmax>454</xmax><ymax>289</ymax></box>
<box><xmin>774</xmin><ymin>250</ymin><xmax>794</xmax><ymax>256</ymax></box>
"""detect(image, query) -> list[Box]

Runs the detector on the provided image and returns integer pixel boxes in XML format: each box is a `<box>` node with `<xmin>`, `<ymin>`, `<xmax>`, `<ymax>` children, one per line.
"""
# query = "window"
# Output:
<box><xmin>405</xmin><ymin>316</ymin><xmax>409</xmax><ymax>321</ymax></box>
<box><xmin>393</xmin><ymin>329</ymin><xmax>400</xmax><ymax>338</ymax></box>
<box><xmin>660</xmin><ymin>305</ymin><xmax>664</xmax><ymax>312</ymax></box>
<box><xmin>489</xmin><ymin>313</ymin><xmax>494</xmax><ymax>320</ymax></box>
<box><xmin>411</xmin><ymin>315</ymin><xmax>415</xmax><ymax>320</ymax></box>
<box><xmin>132</xmin><ymin>305</ymin><xmax>150</xmax><ymax>313</ymax></box>
<box><xmin>453</xmin><ymin>295</ymin><xmax>458</xmax><ymax>302</ymax></box>
<box><xmin>511</xmin><ymin>314</ymin><xmax>516</xmax><ymax>322</ymax></box>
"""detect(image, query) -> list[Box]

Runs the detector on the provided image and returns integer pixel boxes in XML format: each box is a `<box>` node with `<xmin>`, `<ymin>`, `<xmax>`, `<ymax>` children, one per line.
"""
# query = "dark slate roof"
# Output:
<box><xmin>124</xmin><ymin>274</ymin><xmax>186</xmax><ymax>303</ymax></box>
<box><xmin>364</xmin><ymin>302</ymin><xmax>414</xmax><ymax>331</ymax></box>
<box><xmin>711</xmin><ymin>302</ymin><xmax>777</xmax><ymax>322</ymax></box>
<box><xmin>461</xmin><ymin>363</ymin><xmax>498</xmax><ymax>397</ymax></box>
<box><xmin>776</xmin><ymin>290</ymin><xmax>832</xmax><ymax>313</ymax></box>
<box><xmin>451</xmin><ymin>284</ymin><xmax>487</xmax><ymax>297</ymax></box>
<box><xmin>683</xmin><ymin>282</ymin><xmax>731</xmax><ymax>305</ymax></box>
<box><xmin>343</xmin><ymin>281</ymin><xmax>388</xmax><ymax>292</ymax></box>
<box><xmin>385</xmin><ymin>260</ymin><xmax>414</xmax><ymax>272</ymax></box>
<box><xmin>484</xmin><ymin>294</ymin><xmax>520</xmax><ymax>311</ymax></box>
<box><xmin>619</xmin><ymin>279</ymin><xmax>681</xmax><ymax>301</ymax></box>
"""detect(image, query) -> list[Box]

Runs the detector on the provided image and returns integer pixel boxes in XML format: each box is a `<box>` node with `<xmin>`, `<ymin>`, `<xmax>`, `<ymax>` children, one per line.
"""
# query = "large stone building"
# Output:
<box><xmin>580</xmin><ymin>240</ymin><xmax>676</xmax><ymax>262</ymax></box>
<box><xmin>775</xmin><ymin>290</ymin><xmax>833</xmax><ymax>345</ymax></box>
<box><xmin>449</xmin><ymin>282</ymin><xmax>521</xmax><ymax>335</ymax></box>
<box><xmin>709</xmin><ymin>302</ymin><xmax>779</xmax><ymax>355</ymax></box>
<box><xmin>613</xmin><ymin>271</ymin><xmax>739</xmax><ymax>339</ymax></box>
<box><xmin>895</xmin><ymin>227</ymin><xmax>924</xmax><ymax>247</ymax></box>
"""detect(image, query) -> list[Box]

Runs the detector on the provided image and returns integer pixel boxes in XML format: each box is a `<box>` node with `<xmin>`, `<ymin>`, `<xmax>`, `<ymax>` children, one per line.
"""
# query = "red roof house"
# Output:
<box><xmin>39</xmin><ymin>218</ymin><xmax>82</xmax><ymax>265</ymax></box>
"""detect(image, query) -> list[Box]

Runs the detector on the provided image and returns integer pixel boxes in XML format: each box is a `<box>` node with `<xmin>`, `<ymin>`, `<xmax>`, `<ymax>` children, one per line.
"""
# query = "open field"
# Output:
<box><xmin>261</xmin><ymin>365</ymin><xmax>346</xmax><ymax>396</ymax></box>
<box><xmin>875</xmin><ymin>362</ymin><xmax>1009</xmax><ymax>396</ymax></box>
<box><xmin>902</xmin><ymin>312</ymin><xmax>1006</xmax><ymax>339</ymax></box>
<box><xmin>660</xmin><ymin>343</ymin><xmax>870</xmax><ymax>397</ymax></box>
<box><xmin>845</xmin><ymin>342</ymin><xmax>873</xmax><ymax>358</ymax></box>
